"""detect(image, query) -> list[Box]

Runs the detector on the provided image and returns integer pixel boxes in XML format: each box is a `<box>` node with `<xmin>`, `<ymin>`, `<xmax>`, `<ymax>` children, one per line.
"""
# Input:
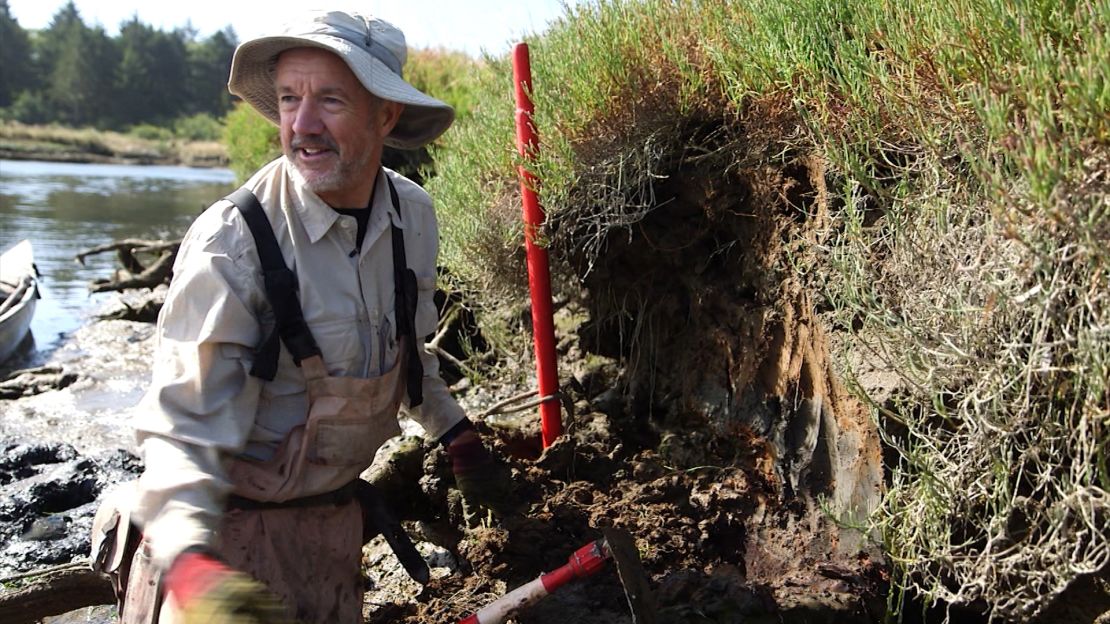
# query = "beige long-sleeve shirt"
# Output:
<box><xmin>131</xmin><ymin>158</ymin><xmax>465</xmax><ymax>568</ymax></box>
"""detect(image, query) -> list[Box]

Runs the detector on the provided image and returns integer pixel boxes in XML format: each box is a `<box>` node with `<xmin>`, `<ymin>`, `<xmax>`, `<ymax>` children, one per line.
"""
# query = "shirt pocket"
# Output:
<box><xmin>309</xmin><ymin>316</ymin><xmax>363</xmax><ymax>376</ymax></box>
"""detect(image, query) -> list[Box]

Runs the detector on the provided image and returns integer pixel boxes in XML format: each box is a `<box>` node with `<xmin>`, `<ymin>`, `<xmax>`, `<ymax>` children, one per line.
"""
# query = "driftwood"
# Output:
<box><xmin>96</xmin><ymin>289</ymin><xmax>167</xmax><ymax>323</ymax></box>
<box><xmin>0</xmin><ymin>365</ymin><xmax>77</xmax><ymax>399</ymax></box>
<box><xmin>0</xmin><ymin>561</ymin><xmax>114</xmax><ymax>624</ymax></box>
<box><xmin>76</xmin><ymin>239</ymin><xmax>179</xmax><ymax>293</ymax></box>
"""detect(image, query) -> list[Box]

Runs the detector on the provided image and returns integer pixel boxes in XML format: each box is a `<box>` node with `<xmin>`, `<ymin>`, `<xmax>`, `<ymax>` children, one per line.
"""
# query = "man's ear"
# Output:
<box><xmin>380</xmin><ymin>100</ymin><xmax>405</xmax><ymax>135</ymax></box>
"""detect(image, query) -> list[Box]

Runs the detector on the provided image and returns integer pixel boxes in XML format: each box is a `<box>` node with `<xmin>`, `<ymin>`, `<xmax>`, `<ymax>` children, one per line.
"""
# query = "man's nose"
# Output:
<box><xmin>291</xmin><ymin>99</ymin><xmax>324</xmax><ymax>135</ymax></box>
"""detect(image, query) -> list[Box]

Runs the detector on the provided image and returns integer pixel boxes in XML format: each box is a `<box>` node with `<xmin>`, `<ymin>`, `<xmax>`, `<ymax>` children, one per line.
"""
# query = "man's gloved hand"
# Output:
<box><xmin>164</xmin><ymin>549</ymin><xmax>292</xmax><ymax>624</ymax></box>
<box><xmin>446</xmin><ymin>429</ymin><xmax>518</xmax><ymax>524</ymax></box>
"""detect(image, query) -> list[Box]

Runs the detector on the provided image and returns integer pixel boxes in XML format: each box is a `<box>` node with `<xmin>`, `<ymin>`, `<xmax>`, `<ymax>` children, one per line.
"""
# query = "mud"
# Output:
<box><xmin>0</xmin><ymin>319</ymin><xmax>153</xmax><ymax>456</ymax></box>
<box><xmin>1</xmin><ymin>135</ymin><xmax>895</xmax><ymax>622</ymax></box>
<box><xmin>0</xmin><ymin>314</ymin><xmax>153</xmax><ymax>581</ymax></box>
<box><xmin>0</xmin><ymin>443</ymin><xmax>140</xmax><ymax>577</ymax></box>
<box><xmin>362</xmin><ymin>393</ymin><xmax>886</xmax><ymax>624</ymax></box>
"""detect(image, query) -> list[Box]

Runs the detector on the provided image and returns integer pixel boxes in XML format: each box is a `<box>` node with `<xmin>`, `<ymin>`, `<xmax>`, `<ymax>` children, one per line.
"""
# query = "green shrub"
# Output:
<box><xmin>7</xmin><ymin>91</ymin><xmax>52</xmax><ymax>125</ymax></box>
<box><xmin>128</xmin><ymin>123</ymin><xmax>173</xmax><ymax>142</ymax></box>
<box><xmin>406</xmin><ymin>48</ymin><xmax>483</xmax><ymax>124</ymax></box>
<box><xmin>222</xmin><ymin>102</ymin><xmax>280</xmax><ymax>183</ymax></box>
<box><xmin>173</xmin><ymin>113</ymin><xmax>224</xmax><ymax>141</ymax></box>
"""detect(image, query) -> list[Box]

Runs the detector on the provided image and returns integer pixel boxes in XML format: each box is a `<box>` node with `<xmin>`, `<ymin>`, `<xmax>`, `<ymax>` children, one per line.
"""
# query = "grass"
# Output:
<box><xmin>0</xmin><ymin>120</ymin><xmax>228</xmax><ymax>166</ymax></box>
<box><xmin>425</xmin><ymin>0</ymin><xmax>1109</xmax><ymax>620</ymax></box>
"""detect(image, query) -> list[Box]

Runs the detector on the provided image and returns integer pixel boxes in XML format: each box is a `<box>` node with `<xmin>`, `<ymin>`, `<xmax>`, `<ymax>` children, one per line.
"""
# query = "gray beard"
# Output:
<box><xmin>286</xmin><ymin>151</ymin><xmax>373</xmax><ymax>202</ymax></box>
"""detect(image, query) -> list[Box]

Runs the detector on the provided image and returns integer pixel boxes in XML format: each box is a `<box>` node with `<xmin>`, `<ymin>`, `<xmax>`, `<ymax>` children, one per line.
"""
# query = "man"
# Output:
<box><xmin>122</xmin><ymin>10</ymin><xmax>508</xmax><ymax>623</ymax></box>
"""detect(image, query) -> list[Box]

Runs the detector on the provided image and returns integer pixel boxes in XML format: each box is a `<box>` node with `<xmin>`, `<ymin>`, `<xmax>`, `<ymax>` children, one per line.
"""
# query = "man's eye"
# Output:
<box><xmin>279</xmin><ymin>95</ymin><xmax>298</xmax><ymax>104</ymax></box>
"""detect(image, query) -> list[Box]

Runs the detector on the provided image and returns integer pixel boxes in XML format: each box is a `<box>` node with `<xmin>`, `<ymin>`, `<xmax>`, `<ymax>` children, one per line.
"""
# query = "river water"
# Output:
<box><xmin>0</xmin><ymin>159</ymin><xmax>236</xmax><ymax>360</ymax></box>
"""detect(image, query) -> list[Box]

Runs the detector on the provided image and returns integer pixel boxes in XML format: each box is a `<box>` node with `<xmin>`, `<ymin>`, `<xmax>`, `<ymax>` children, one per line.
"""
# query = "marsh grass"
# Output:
<box><xmin>427</xmin><ymin>0</ymin><xmax>1109</xmax><ymax>619</ymax></box>
<box><xmin>0</xmin><ymin>120</ymin><xmax>228</xmax><ymax>165</ymax></box>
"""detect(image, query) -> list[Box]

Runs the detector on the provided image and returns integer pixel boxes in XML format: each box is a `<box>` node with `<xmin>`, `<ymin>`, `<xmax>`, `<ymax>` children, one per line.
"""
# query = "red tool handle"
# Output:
<box><xmin>458</xmin><ymin>539</ymin><xmax>609</xmax><ymax>624</ymax></box>
<box><xmin>540</xmin><ymin>539</ymin><xmax>609</xmax><ymax>591</ymax></box>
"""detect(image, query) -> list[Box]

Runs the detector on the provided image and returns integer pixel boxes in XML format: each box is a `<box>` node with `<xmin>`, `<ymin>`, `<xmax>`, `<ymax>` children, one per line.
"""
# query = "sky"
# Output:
<box><xmin>6</xmin><ymin>0</ymin><xmax>577</xmax><ymax>57</ymax></box>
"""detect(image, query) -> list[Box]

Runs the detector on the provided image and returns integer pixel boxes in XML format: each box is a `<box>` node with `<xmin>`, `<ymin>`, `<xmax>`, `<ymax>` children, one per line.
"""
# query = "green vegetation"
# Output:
<box><xmin>426</xmin><ymin>0</ymin><xmax>1108</xmax><ymax>620</ymax></box>
<box><xmin>406</xmin><ymin>48</ymin><xmax>485</xmax><ymax>124</ymax></box>
<box><xmin>0</xmin><ymin>0</ymin><xmax>236</xmax><ymax>130</ymax></box>
<box><xmin>222</xmin><ymin>103</ymin><xmax>281</xmax><ymax>183</ymax></box>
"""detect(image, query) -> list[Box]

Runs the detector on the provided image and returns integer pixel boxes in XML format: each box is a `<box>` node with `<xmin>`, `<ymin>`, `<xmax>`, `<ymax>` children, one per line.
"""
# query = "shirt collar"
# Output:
<box><xmin>288</xmin><ymin>164</ymin><xmax>405</xmax><ymax>245</ymax></box>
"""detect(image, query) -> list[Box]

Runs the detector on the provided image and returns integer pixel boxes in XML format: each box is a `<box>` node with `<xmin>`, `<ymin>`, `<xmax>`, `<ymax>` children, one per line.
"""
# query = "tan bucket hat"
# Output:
<box><xmin>228</xmin><ymin>10</ymin><xmax>455</xmax><ymax>149</ymax></box>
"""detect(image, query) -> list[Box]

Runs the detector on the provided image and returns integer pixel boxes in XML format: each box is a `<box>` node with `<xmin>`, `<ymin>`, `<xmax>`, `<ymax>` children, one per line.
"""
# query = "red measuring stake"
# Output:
<box><xmin>512</xmin><ymin>43</ymin><xmax>561</xmax><ymax>447</ymax></box>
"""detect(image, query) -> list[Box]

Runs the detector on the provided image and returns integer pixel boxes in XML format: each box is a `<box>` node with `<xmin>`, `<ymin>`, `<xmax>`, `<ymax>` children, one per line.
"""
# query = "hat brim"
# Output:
<box><xmin>228</xmin><ymin>34</ymin><xmax>455</xmax><ymax>149</ymax></box>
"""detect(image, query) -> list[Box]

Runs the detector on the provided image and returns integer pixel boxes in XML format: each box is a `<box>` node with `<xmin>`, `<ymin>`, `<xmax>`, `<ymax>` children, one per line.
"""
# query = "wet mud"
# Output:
<box><xmin>0</xmin><ymin>317</ymin><xmax>152</xmax><ymax>580</ymax></box>
<box><xmin>362</xmin><ymin>392</ymin><xmax>886</xmax><ymax>624</ymax></box>
<box><xmin>0</xmin><ymin>443</ymin><xmax>140</xmax><ymax>577</ymax></box>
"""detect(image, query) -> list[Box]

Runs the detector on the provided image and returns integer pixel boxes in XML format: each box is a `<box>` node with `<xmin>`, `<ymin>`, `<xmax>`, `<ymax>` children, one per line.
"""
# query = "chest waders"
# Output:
<box><xmin>101</xmin><ymin>175</ymin><xmax>431</xmax><ymax>624</ymax></box>
<box><xmin>223</xmin><ymin>174</ymin><xmax>425</xmax><ymax>504</ymax></box>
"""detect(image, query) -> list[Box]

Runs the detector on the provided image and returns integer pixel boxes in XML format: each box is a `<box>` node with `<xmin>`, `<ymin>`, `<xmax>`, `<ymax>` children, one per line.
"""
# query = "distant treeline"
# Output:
<box><xmin>0</xmin><ymin>0</ymin><xmax>236</xmax><ymax>130</ymax></box>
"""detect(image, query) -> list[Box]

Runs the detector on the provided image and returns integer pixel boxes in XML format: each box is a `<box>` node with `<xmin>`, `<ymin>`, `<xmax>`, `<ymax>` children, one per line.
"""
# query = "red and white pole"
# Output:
<box><xmin>512</xmin><ymin>43</ymin><xmax>561</xmax><ymax>448</ymax></box>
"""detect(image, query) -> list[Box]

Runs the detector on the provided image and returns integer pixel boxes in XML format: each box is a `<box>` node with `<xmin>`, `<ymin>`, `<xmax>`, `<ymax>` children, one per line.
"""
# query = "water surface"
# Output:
<box><xmin>0</xmin><ymin>159</ymin><xmax>236</xmax><ymax>359</ymax></box>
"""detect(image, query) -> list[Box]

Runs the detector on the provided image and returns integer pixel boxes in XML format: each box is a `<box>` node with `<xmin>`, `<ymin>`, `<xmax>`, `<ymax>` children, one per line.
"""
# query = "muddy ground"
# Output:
<box><xmin>0</xmin><ymin>303</ymin><xmax>889</xmax><ymax>624</ymax></box>
<box><xmin>0</xmin><ymin>150</ymin><xmax>899</xmax><ymax>623</ymax></box>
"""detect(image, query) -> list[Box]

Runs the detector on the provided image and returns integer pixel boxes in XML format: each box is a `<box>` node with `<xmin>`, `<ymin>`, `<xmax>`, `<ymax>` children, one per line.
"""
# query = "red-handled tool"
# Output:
<box><xmin>457</xmin><ymin>529</ymin><xmax>657</xmax><ymax>624</ymax></box>
<box><xmin>458</xmin><ymin>540</ymin><xmax>608</xmax><ymax>624</ymax></box>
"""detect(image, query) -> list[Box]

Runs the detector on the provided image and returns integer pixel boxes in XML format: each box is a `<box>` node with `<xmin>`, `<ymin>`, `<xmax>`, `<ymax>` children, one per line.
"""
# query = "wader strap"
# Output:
<box><xmin>225</xmin><ymin>187</ymin><xmax>322</xmax><ymax>381</ymax></box>
<box><xmin>385</xmin><ymin>176</ymin><xmax>425</xmax><ymax>408</ymax></box>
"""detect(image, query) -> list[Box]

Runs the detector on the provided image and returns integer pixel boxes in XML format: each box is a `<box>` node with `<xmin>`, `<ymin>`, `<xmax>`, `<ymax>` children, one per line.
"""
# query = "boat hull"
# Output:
<box><xmin>0</xmin><ymin>240</ymin><xmax>38</xmax><ymax>364</ymax></box>
<box><xmin>0</xmin><ymin>281</ymin><xmax>36</xmax><ymax>364</ymax></box>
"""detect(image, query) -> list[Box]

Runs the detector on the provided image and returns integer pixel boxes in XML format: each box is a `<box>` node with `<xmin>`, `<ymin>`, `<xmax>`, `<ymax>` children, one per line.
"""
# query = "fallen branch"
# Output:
<box><xmin>0</xmin><ymin>560</ymin><xmax>114</xmax><ymax>624</ymax></box>
<box><xmin>426</xmin><ymin>343</ymin><xmax>481</xmax><ymax>379</ymax></box>
<box><xmin>0</xmin><ymin>365</ymin><xmax>77</xmax><ymax>399</ymax></box>
<box><xmin>75</xmin><ymin>239</ymin><xmax>179</xmax><ymax>269</ymax></box>
<box><xmin>88</xmin><ymin>250</ymin><xmax>176</xmax><ymax>293</ymax></box>
<box><xmin>76</xmin><ymin>239</ymin><xmax>180</xmax><ymax>293</ymax></box>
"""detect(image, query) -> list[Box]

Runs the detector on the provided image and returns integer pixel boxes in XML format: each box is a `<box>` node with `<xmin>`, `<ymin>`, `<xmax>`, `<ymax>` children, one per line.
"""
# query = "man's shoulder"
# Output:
<box><xmin>182</xmin><ymin>159</ymin><xmax>286</xmax><ymax>255</ymax></box>
<box><xmin>181</xmin><ymin>198</ymin><xmax>250</xmax><ymax>255</ymax></box>
<box><xmin>383</xmin><ymin>168</ymin><xmax>433</xmax><ymax>211</ymax></box>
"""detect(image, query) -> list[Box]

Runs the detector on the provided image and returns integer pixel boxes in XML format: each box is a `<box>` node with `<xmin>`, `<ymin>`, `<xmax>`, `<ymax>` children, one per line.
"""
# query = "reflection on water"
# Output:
<box><xmin>0</xmin><ymin>159</ymin><xmax>236</xmax><ymax>357</ymax></box>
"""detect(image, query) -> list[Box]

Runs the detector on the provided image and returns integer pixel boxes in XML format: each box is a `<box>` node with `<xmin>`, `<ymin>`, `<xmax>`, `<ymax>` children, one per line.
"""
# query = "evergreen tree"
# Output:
<box><xmin>186</xmin><ymin>27</ymin><xmax>237</xmax><ymax>117</ymax></box>
<box><xmin>115</xmin><ymin>18</ymin><xmax>190</xmax><ymax>125</ymax></box>
<box><xmin>115</xmin><ymin>17</ymin><xmax>160</xmax><ymax>124</ymax></box>
<box><xmin>42</xmin><ymin>2</ymin><xmax>119</xmax><ymax>126</ymax></box>
<box><xmin>0</xmin><ymin>0</ymin><xmax>35</xmax><ymax>107</ymax></box>
<box><xmin>4</xmin><ymin>1</ymin><xmax>237</xmax><ymax>129</ymax></box>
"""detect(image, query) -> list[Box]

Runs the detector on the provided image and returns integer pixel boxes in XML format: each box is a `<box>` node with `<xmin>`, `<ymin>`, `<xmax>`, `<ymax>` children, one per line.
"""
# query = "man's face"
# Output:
<box><xmin>275</xmin><ymin>47</ymin><xmax>396</xmax><ymax>207</ymax></box>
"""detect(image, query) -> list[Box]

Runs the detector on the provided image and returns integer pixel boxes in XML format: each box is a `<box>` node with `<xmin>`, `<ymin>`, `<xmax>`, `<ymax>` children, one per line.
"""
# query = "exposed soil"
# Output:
<box><xmin>357</xmin><ymin>135</ymin><xmax>890</xmax><ymax>622</ymax></box>
<box><xmin>2</xmin><ymin>137</ymin><xmax>893</xmax><ymax>622</ymax></box>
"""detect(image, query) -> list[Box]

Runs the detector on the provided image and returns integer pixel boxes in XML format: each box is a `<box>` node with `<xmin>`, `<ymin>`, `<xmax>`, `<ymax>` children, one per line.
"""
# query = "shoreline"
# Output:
<box><xmin>0</xmin><ymin>149</ymin><xmax>226</xmax><ymax>169</ymax></box>
<box><xmin>0</xmin><ymin>122</ymin><xmax>228</xmax><ymax>169</ymax></box>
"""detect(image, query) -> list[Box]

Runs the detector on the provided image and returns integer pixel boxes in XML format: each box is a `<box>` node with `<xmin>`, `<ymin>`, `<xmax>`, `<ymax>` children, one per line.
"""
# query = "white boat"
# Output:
<box><xmin>0</xmin><ymin>240</ymin><xmax>39</xmax><ymax>364</ymax></box>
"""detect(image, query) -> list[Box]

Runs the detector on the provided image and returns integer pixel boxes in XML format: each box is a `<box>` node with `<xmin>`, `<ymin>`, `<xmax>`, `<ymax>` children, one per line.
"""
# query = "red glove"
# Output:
<box><xmin>446</xmin><ymin>430</ymin><xmax>518</xmax><ymax>522</ymax></box>
<box><xmin>164</xmin><ymin>550</ymin><xmax>291</xmax><ymax>624</ymax></box>
<box><xmin>164</xmin><ymin>550</ymin><xmax>230</xmax><ymax>605</ymax></box>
